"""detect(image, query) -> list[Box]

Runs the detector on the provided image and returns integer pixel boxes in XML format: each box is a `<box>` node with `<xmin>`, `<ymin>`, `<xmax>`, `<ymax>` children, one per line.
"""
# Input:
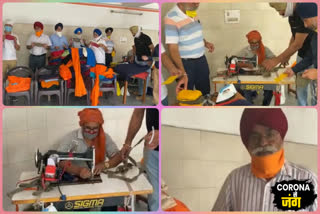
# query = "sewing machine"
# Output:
<box><xmin>224</xmin><ymin>55</ymin><xmax>259</xmax><ymax>76</ymax></box>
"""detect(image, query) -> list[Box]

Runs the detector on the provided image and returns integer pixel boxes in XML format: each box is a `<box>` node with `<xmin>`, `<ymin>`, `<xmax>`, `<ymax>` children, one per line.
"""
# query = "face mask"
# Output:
<box><xmin>186</xmin><ymin>10</ymin><xmax>197</xmax><ymax>18</ymax></box>
<box><xmin>4</xmin><ymin>26</ymin><xmax>12</xmax><ymax>32</ymax></box>
<box><xmin>35</xmin><ymin>30</ymin><xmax>43</xmax><ymax>37</ymax></box>
<box><xmin>250</xmin><ymin>44</ymin><xmax>260</xmax><ymax>51</ymax></box>
<box><xmin>107</xmin><ymin>35</ymin><xmax>111</xmax><ymax>39</ymax></box>
<box><xmin>83</xmin><ymin>131</ymin><xmax>98</xmax><ymax>140</ymax></box>
<box><xmin>283</xmin><ymin>3</ymin><xmax>294</xmax><ymax>17</ymax></box>
<box><xmin>251</xmin><ymin>148</ymin><xmax>284</xmax><ymax>179</ymax></box>
<box><xmin>134</xmin><ymin>27</ymin><xmax>142</xmax><ymax>38</ymax></box>
<box><xmin>75</xmin><ymin>34</ymin><xmax>82</xmax><ymax>39</ymax></box>
<box><xmin>56</xmin><ymin>31</ymin><xmax>62</xmax><ymax>37</ymax></box>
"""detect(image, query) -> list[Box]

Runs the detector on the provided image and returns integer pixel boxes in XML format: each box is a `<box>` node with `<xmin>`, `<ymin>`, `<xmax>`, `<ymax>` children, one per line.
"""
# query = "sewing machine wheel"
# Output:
<box><xmin>34</xmin><ymin>149</ymin><xmax>42</xmax><ymax>174</ymax></box>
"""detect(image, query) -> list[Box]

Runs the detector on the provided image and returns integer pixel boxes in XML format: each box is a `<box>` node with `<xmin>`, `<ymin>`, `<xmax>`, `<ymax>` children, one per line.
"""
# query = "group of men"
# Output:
<box><xmin>58</xmin><ymin>108</ymin><xmax>159</xmax><ymax>211</ymax></box>
<box><xmin>162</xmin><ymin>2</ymin><xmax>318</xmax><ymax>106</ymax></box>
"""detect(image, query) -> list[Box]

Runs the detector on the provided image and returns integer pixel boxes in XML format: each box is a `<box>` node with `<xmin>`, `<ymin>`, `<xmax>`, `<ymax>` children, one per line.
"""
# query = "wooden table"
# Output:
<box><xmin>11</xmin><ymin>167</ymin><xmax>153</xmax><ymax>211</ymax></box>
<box><xmin>213</xmin><ymin>68</ymin><xmax>296</xmax><ymax>93</ymax></box>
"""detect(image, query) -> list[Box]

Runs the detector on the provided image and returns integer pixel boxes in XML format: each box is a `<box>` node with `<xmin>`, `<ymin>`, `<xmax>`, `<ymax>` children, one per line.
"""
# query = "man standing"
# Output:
<box><xmin>264</xmin><ymin>3</ymin><xmax>315</xmax><ymax>106</ymax></box>
<box><xmin>129</xmin><ymin>26</ymin><xmax>154</xmax><ymax>99</ymax></box>
<box><xmin>50</xmin><ymin>23</ymin><xmax>68</xmax><ymax>52</ymax></box>
<box><xmin>89</xmin><ymin>29</ymin><xmax>108</xmax><ymax>65</ymax></box>
<box><xmin>212</xmin><ymin>108</ymin><xmax>317</xmax><ymax>211</ymax></box>
<box><xmin>121</xmin><ymin>109</ymin><xmax>159</xmax><ymax>211</ymax></box>
<box><xmin>284</xmin><ymin>3</ymin><xmax>318</xmax><ymax>105</ymax></box>
<box><xmin>26</xmin><ymin>21</ymin><xmax>52</xmax><ymax>72</ymax></box>
<box><xmin>2</xmin><ymin>19</ymin><xmax>20</xmax><ymax>80</ymax></box>
<box><xmin>104</xmin><ymin>27</ymin><xmax>115</xmax><ymax>67</ymax></box>
<box><xmin>164</xmin><ymin>3</ymin><xmax>214</xmax><ymax>96</ymax></box>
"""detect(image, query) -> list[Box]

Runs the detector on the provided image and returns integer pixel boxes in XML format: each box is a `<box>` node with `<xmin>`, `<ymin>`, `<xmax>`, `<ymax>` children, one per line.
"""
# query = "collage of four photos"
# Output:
<box><xmin>1</xmin><ymin>0</ymin><xmax>318</xmax><ymax>213</ymax></box>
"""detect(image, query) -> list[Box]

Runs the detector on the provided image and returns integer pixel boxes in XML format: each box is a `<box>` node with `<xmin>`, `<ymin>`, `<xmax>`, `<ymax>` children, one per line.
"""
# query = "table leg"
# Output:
<box><xmin>131</xmin><ymin>194</ymin><xmax>135</xmax><ymax>211</ymax></box>
<box><xmin>123</xmin><ymin>81</ymin><xmax>128</xmax><ymax>104</ymax></box>
<box><xmin>214</xmin><ymin>83</ymin><xmax>217</xmax><ymax>93</ymax></box>
<box><xmin>142</xmin><ymin>79</ymin><xmax>147</xmax><ymax>104</ymax></box>
<box><xmin>15</xmin><ymin>204</ymin><xmax>19</xmax><ymax>211</ymax></box>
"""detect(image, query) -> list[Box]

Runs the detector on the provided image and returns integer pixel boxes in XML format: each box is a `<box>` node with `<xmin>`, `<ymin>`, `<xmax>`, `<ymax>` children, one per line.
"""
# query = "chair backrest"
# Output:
<box><xmin>35</xmin><ymin>66</ymin><xmax>59</xmax><ymax>81</ymax></box>
<box><xmin>7</xmin><ymin>66</ymin><xmax>33</xmax><ymax>79</ymax></box>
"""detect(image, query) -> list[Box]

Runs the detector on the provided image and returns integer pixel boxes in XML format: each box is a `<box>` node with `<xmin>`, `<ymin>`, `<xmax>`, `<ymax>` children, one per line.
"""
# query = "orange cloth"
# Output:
<box><xmin>71</xmin><ymin>48</ymin><xmax>87</xmax><ymax>97</ymax></box>
<box><xmin>78</xmin><ymin>108</ymin><xmax>106</xmax><ymax>164</ymax></box>
<box><xmin>35</xmin><ymin>30</ymin><xmax>43</xmax><ymax>37</ymax></box>
<box><xmin>59</xmin><ymin>60</ymin><xmax>73</xmax><ymax>80</ymax></box>
<box><xmin>90</xmin><ymin>65</ymin><xmax>115</xmax><ymax>106</ymax></box>
<box><xmin>5</xmin><ymin>76</ymin><xmax>31</xmax><ymax>93</ymax></box>
<box><xmin>246</xmin><ymin>30</ymin><xmax>265</xmax><ymax>65</ymax></box>
<box><xmin>41</xmin><ymin>80</ymin><xmax>59</xmax><ymax>88</ymax></box>
<box><xmin>59</xmin><ymin>48</ymin><xmax>87</xmax><ymax>97</ymax></box>
<box><xmin>251</xmin><ymin>148</ymin><xmax>284</xmax><ymax>179</ymax></box>
<box><xmin>165</xmin><ymin>199</ymin><xmax>190</xmax><ymax>212</ymax></box>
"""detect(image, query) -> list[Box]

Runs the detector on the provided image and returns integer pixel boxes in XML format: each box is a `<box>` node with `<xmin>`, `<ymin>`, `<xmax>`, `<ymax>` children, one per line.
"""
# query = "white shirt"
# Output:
<box><xmin>3</xmin><ymin>33</ymin><xmax>20</xmax><ymax>60</ymax></box>
<box><xmin>26</xmin><ymin>33</ymin><xmax>52</xmax><ymax>55</ymax></box>
<box><xmin>161</xmin><ymin>43</ymin><xmax>168</xmax><ymax>101</ymax></box>
<box><xmin>90</xmin><ymin>38</ymin><xmax>107</xmax><ymax>64</ymax></box>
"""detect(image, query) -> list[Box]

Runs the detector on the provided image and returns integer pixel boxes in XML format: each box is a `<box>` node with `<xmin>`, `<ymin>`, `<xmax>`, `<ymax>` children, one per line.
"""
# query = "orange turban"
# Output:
<box><xmin>246</xmin><ymin>30</ymin><xmax>265</xmax><ymax>65</ymax></box>
<box><xmin>78</xmin><ymin>108</ymin><xmax>106</xmax><ymax>164</ymax></box>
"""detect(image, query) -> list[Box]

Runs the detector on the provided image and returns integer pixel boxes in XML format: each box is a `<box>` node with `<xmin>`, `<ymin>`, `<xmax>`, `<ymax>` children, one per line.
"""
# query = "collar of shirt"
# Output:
<box><xmin>174</xmin><ymin>4</ymin><xmax>199</xmax><ymax>21</ymax></box>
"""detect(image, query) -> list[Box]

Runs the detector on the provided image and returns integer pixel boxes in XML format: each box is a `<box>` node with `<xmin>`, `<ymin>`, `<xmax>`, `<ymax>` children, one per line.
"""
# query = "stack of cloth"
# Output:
<box><xmin>177</xmin><ymin>90</ymin><xmax>204</xmax><ymax>106</ymax></box>
<box><xmin>39</xmin><ymin>74</ymin><xmax>60</xmax><ymax>89</ymax></box>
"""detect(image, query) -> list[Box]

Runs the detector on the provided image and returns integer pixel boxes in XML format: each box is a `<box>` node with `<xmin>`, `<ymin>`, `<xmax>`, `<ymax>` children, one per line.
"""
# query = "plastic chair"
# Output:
<box><xmin>64</xmin><ymin>66</ymin><xmax>92</xmax><ymax>106</ymax></box>
<box><xmin>4</xmin><ymin>66</ymin><xmax>34</xmax><ymax>105</ymax></box>
<box><xmin>34</xmin><ymin>66</ymin><xmax>64</xmax><ymax>105</ymax></box>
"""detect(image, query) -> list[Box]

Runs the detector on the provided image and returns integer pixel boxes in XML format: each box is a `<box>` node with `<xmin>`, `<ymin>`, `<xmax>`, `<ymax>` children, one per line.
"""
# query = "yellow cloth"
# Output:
<box><xmin>111</xmin><ymin>50</ymin><xmax>116</xmax><ymax>57</ymax></box>
<box><xmin>177</xmin><ymin>90</ymin><xmax>202</xmax><ymax>102</ymax></box>
<box><xmin>162</xmin><ymin>75</ymin><xmax>178</xmax><ymax>85</ymax></box>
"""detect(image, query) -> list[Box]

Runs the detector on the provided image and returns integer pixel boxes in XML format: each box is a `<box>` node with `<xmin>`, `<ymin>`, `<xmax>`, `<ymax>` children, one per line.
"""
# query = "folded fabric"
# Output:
<box><xmin>41</xmin><ymin>80</ymin><xmax>59</xmax><ymax>88</ymax></box>
<box><xmin>6</xmin><ymin>76</ymin><xmax>31</xmax><ymax>93</ymax></box>
<box><xmin>177</xmin><ymin>89</ymin><xmax>202</xmax><ymax>102</ymax></box>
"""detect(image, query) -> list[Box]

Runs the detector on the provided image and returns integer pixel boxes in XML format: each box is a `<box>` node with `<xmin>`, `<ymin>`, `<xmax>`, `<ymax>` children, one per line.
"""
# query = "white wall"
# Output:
<box><xmin>3</xmin><ymin>3</ymin><xmax>159</xmax><ymax>30</ymax></box>
<box><xmin>162</xmin><ymin>108</ymin><xmax>317</xmax><ymax>145</ymax></box>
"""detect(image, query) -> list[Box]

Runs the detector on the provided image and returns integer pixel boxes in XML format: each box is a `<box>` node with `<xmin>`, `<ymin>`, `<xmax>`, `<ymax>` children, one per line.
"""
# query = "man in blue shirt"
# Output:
<box><xmin>50</xmin><ymin>23</ymin><xmax>68</xmax><ymax>52</ymax></box>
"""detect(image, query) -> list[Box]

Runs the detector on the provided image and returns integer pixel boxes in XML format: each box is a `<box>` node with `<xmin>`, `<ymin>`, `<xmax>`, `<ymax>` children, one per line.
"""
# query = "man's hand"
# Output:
<box><xmin>302</xmin><ymin>68</ymin><xmax>317</xmax><ymax>80</ymax></box>
<box><xmin>31</xmin><ymin>42</ymin><xmax>36</xmax><ymax>48</ymax></box>
<box><xmin>169</xmin><ymin>67</ymin><xmax>183</xmax><ymax>77</ymax></box>
<box><xmin>144</xmin><ymin>130</ymin><xmax>159</xmax><ymax>150</ymax></box>
<box><xmin>205</xmin><ymin>41</ymin><xmax>214</xmax><ymax>53</ymax></box>
<box><xmin>54</xmin><ymin>46</ymin><xmax>60</xmax><ymax>50</ymax></box>
<box><xmin>79</xmin><ymin>167</ymin><xmax>92</xmax><ymax>179</ymax></box>
<box><xmin>43</xmin><ymin>44</ymin><xmax>48</xmax><ymax>49</ymax></box>
<box><xmin>141</xmin><ymin>55</ymin><xmax>149</xmax><ymax>61</ymax></box>
<box><xmin>284</xmin><ymin>68</ymin><xmax>295</xmax><ymax>77</ymax></box>
<box><xmin>176</xmin><ymin>75</ymin><xmax>188</xmax><ymax>95</ymax></box>
<box><xmin>120</xmin><ymin>144</ymin><xmax>132</xmax><ymax>160</ymax></box>
<box><xmin>261</xmin><ymin>58</ymin><xmax>279</xmax><ymax>71</ymax></box>
<box><xmin>93</xmin><ymin>162</ymin><xmax>105</xmax><ymax>175</ymax></box>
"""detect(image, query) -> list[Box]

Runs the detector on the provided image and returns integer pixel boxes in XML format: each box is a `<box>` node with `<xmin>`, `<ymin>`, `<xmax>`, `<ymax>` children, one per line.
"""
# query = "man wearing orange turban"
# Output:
<box><xmin>237</xmin><ymin>30</ymin><xmax>275</xmax><ymax>106</ymax></box>
<box><xmin>212</xmin><ymin>108</ymin><xmax>317</xmax><ymax>211</ymax></box>
<box><xmin>57</xmin><ymin>108</ymin><xmax>123</xmax><ymax>179</ymax></box>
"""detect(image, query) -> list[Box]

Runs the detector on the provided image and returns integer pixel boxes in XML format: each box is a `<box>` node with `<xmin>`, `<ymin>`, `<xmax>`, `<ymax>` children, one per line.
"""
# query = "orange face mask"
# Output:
<box><xmin>35</xmin><ymin>30</ymin><xmax>43</xmax><ymax>37</ymax></box>
<box><xmin>251</xmin><ymin>148</ymin><xmax>284</xmax><ymax>179</ymax></box>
